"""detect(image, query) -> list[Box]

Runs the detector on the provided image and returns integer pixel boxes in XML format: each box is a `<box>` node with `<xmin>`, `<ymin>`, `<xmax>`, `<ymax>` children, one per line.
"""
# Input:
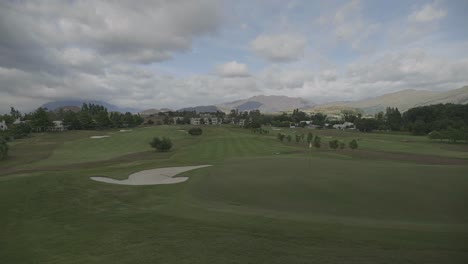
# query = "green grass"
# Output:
<box><xmin>1</xmin><ymin>126</ymin><xmax>467</xmax><ymax>263</ymax></box>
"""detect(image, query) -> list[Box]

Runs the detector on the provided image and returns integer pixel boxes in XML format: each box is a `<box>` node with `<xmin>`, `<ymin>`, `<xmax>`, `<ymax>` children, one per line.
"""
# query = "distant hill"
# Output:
<box><xmin>310</xmin><ymin>86</ymin><xmax>468</xmax><ymax>114</ymax></box>
<box><xmin>41</xmin><ymin>100</ymin><xmax>140</xmax><ymax>113</ymax></box>
<box><xmin>217</xmin><ymin>95</ymin><xmax>314</xmax><ymax>113</ymax></box>
<box><xmin>140</xmin><ymin>108</ymin><xmax>173</xmax><ymax>115</ymax></box>
<box><xmin>177</xmin><ymin>105</ymin><xmax>221</xmax><ymax>113</ymax></box>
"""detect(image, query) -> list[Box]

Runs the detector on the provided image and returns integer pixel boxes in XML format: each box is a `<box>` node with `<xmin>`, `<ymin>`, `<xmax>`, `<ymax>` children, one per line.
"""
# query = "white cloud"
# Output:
<box><xmin>409</xmin><ymin>2</ymin><xmax>447</xmax><ymax>23</ymax></box>
<box><xmin>251</xmin><ymin>34</ymin><xmax>307</xmax><ymax>62</ymax></box>
<box><xmin>216</xmin><ymin>61</ymin><xmax>250</xmax><ymax>77</ymax></box>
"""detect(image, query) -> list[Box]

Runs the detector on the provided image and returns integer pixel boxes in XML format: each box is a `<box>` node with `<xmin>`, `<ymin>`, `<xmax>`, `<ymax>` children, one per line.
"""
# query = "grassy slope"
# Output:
<box><xmin>1</xmin><ymin>126</ymin><xmax>467</xmax><ymax>263</ymax></box>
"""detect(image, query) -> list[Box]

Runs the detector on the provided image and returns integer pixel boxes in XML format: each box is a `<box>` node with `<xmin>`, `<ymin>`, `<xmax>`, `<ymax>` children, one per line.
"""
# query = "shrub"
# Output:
<box><xmin>329</xmin><ymin>139</ymin><xmax>339</xmax><ymax>150</ymax></box>
<box><xmin>150</xmin><ymin>137</ymin><xmax>173</xmax><ymax>152</ymax></box>
<box><xmin>0</xmin><ymin>137</ymin><xmax>8</xmax><ymax>160</ymax></box>
<box><xmin>188</xmin><ymin>127</ymin><xmax>203</xmax><ymax>136</ymax></box>
<box><xmin>277</xmin><ymin>133</ymin><xmax>286</xmax><ymax>142</ymax></box>
<box><xmin>339</xmin><ymin>141</ymin><xmax>346</xmax><ymax>149</ymax></box>
<box><xmin>349</xmin><ymin>139</ymin><xmax>358</xmax><ymax>150</ymax></box>
<box><xmin>286</xmin><ymin>135</ymin><xmax>292</xmax><ymax>142</ymax></box>
<box><xmin>313</xmin><ymin>136</ymin><xmax>321</xmax><ymax>149</ymax></box>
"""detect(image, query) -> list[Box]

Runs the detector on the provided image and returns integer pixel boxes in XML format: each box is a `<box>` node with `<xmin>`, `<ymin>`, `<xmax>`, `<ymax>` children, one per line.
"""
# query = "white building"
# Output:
<box><xmin>0</xmin><ymin>121</ymin><xmax>8</xmax><ymax>131</ymax></box>
<box><xmin>239</xmin><ymin>119</ymin><xmax>246</xmax><ymax>126</ymax></box>
<box><xmin>190</xmin><ymin>118</ymin><xmax>201</xmax><ymax>125</ymax></box>
<box><xmin>333</xmin><ymin>122</ymin><xmax>355</xmax><ymax>130</ymax></box>
<box><xmin>48</xmin><ymin>121</ymin><xmax>65</xmax><ymax>132</ymax></box>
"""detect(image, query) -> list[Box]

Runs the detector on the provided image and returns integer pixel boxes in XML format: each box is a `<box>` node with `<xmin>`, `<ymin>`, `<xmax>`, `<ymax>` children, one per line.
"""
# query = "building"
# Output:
<box><xmin>0</xmin><ymin>121</ymin><xmax>8</xmax><ymax>131</ymax></box>
<box><xmin>190</xmin><ymin>118</ymin><xmax>201</xmax><ymax>125</ymax></box>
<box><xmin>47</xmin><ymin>121</ymin><xmax>65</xmax><ymax>132</ymax></box>
<box><xmin>239</xmin><ymin>119</ymin><xmax>246</xmax><ymax>126</ymax></box>
<box><xmin>333</xmin><ymin>122</ymin><xmax>355</xmax><ymax>130</ymax></box>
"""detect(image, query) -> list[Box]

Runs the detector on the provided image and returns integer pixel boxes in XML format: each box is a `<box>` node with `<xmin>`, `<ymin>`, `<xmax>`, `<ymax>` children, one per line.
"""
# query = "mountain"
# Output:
<box><xmin>217</xmin><ymin>95</ymin><xmax>314</xmax><ymax>113</ymax></box>
<box><xmin>140</xmin><ymin>108</ymin><xmax>173</xmax><ymax>115</ymax></box>
<box><xmin>41</xmin><ymin>100</ymin><xmax>140</xmax><ymax>113</ymax></box>
<box><xmin>177</xmin><ymin>105</ymin><xmax>221</xmax><ymax>113</ymax></box>
<box><xmin>310</xmin><ymin>86</ymin><xmax>468</xmax><ymax>114</ymax></box>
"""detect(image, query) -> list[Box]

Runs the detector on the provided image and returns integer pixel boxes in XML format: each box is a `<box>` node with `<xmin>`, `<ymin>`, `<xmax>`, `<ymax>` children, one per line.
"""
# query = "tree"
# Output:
<box><xmin>0</xmin><ymin>137</ymin><xmax>8</xmax><ymax>160</ymax></box>
<box><xmin>295</xmin><ymin>134</ymin><xmax>301</xmax><ymax>143</ymax></box>
<box><xmin>63</xmin><ymin>111</ymin><xmax>81</xmax><ymax>130</ymax></box>
<box><xmin>412</xmin><ymin>120</ymin><xmax>427</xmax><ymax>135</ymax></box>
<box><xmin>349</xmin><ymin>139</ymin><xmax>358</xmax><ymax>150</ymax></box>
<box><xmin>386</xmin><ymin>107</ymin><xmax>402</xmax><ymax>131</ymax></box>
<box><xmin>277</xmin><ymin>133</ymin><xmax>286</xmax><ymax>142</ymax></box>
<box><xmin>306</xmin><ymin>132</ymin><xmax>313</xmax><ymax>143</ymax></box>
<box><xmin>149</xmin><ymin>137</ymin><xmax>173</xmax><ymax>152</ymax></box>
<box><xmin>428</xmin><ymin>131</ymin><xmax>442</xmax><ymax>141</ymax></box>
<box><xmin>188</xmin><ymin>128</ymin><xmax>203</xmax><ymax>136</ymax></box>
<box><xmin>329</xmin><ymin>139</ymin><xmax>339</xmax><ymax>150</ymax></box>
<box><xmin>95</xmin><ymin>111</ymin><xmax>112</xmax><ymax>130</ymax></box>
<box><xmin>10</xmin><ymin>122</ymin><xmax>32</xmax><ymax>139</ymax></box>
<box><xmin>30</xmin><ymin>107</ymin><xmax>53</xmax><ymax>131</ymax></box>
<box><xmin>286</xmin><ymin>135</ymin><xmax>292</xmax><ymax>142</ymax></box>
<box><xmin>339</xmin><ymin>141</ymin><xmax>346</xmax><ymax>149</ymax></box>
<box><xmin>313</xmin><ymin>136</ymin><xmax>321</xmax><ymax>149</ymax></box>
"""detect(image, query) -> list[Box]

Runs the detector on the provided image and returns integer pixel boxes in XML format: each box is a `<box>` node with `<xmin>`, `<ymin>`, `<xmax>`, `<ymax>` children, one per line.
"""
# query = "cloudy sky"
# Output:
<box><xmin>1</xmin><ymin>0</ymin><xmax>467</xmax><ymax>113</ymax></box>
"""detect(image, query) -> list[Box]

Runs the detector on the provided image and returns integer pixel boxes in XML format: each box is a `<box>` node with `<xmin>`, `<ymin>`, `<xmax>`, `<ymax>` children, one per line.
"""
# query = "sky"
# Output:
<box><xmin>1</xmin><ymin>0</ymin><xmax>468</xmax><ymax>113</ymax></box>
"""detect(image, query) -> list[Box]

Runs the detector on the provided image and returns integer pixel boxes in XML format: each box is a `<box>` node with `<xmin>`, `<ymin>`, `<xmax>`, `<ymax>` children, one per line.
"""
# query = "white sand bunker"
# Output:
<box><xmin>90</xmin><ymin>165</ymin><xmax>212</xmax><ymax>186</ymax></box>
<box><xmin>90</xmin><ymin>135</ymin><xmax>110</xmax><ymax>139</ymax></box>
<box><xmin>119</xmin><ymin>129</ymin><xmax>132</xmax><ymax>132</ymax></box>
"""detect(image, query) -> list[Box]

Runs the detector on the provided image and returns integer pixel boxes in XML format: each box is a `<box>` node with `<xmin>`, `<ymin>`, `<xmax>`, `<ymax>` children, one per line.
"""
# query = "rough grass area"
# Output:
<box><xmin>1</xmin><ymin>126</ymin><xmax>467</xmax><ymax>263</ymax></box>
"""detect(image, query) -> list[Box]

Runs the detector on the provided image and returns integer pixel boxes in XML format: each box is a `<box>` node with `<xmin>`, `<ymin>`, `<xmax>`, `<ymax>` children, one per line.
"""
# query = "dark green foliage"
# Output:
<box><xmin>349</xmin><ymin>139</ymin><xmax>358</xmax><ymax>150</ymax></box>
<box><xmin>307</xmin><ymin>132</ymin><xmax>313</xmax><ymax>143</ymax></box>
<box><xmin>188</xmin><ymin>128</ymin><xmax>203</xmax><ymax>136</ymax></box>
<box><xmin>403</xmin><ymin>103</ymin><xmax>468</xmax><ymax>134</ymax></box>
<box><xmin>329</xmin><ymin>139</ymin><xmax>339</xmax><ymax>150</ymax></box>
<box><xmin>386</xmin><ymin>107</ymin><xmax>402</xmax><ymax>131</ymax></box>
<box><xmin>313</xmin><ymin>136</ymin><xmax>321</xmax><ymax>149</ymax></box>
<box><xmin>286</xmin><ymin>135</ymin><xmax>292</xmax><ymax>142</ymax></box>
<box><xmin>30</xmin><ymin>107</ymin><xmax>53</xmax><ymax>130</ymax></box>
<box><xmin>10</xmin><ymin>122</ymin><xmax>32</xmax><ymax>139</ymax></box>
<box><xmin>0</xmin><ymin>137</ymin><xmax>8</xmax><ymax>160</ymax></box>
<box><xmin>149</xmin><ymin>137</ymin><xmax>173</xmax><ymax>152</ymax></box>
<box><xmin>295</xmin><ymin>134</ymin><xmax>301</xmax><ymax>143</ymax></box>
<box><xmin>339</xmin><ymin>141</ymin><xmax>346</xmax><ymax>149</ymax></box>
<box><xmin>277</xmin><ymin>133</ymin><xmax>286</xmax><ymax>142</ymax></box>
<box><xmin>63</xmin><ymin>111</ymin><xmax>81</xmax><ymax>130</ymax></box>
<box><xmin>355</xmin><ymin>118</ymin><xmax>379</xmax><ymax>132</ymax></box>
<box><xmin>428</xmin><ymin>131</ymin><xmax>442</xmax><ymax>141</ymax></box>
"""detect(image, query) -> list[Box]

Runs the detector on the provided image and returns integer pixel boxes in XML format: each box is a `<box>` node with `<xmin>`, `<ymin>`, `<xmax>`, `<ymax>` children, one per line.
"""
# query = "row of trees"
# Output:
<box><xmin>277</xmin><ymin>131</ymin><xmax>358</xmax><ymax>150</ymax></box>
<box><xmin>0</xmin><ymin>105</ymin><xmax>145</xmax><ymax>141</ymax></box>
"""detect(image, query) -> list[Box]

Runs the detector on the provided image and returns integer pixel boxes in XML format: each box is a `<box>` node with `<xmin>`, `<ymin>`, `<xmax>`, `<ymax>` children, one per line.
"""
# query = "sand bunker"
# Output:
<box><xmin>119</xmin><ymin>129</ymin><xmax>132</xmax><ymax>132</ymax></box>
<box><xmin>90</xmin><ymin>136</ymin><xmax>110</xmax><ymax>139</ymax></box>
<box><xmin>90</xmin><ymin>165</ymin><xmax>212</xmax><ymax>185</ymax></box>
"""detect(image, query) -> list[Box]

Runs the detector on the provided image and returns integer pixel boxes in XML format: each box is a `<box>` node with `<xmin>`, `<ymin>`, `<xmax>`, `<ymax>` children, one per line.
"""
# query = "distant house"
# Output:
<box><xmin>173</xmin><ymin>117</ymin><xmax>183</xmax><ymax>124</ymax></box>
<box><xmin>333</xmin><ymin>122</ymin><xmax>355</xmax><ymax>130</ymax></box>
<box><xmin>13</xmin><ymin>119</ymin><xmax>25</xmax><ymax>125</ymax></box>
<box><xmin>48</xmin><ymin>121</ymin><xmax>65</xmax><ymax>132</ymax></box>
<box><xmin>239</xmin><ymin>119</ymin><xmax>246</xmax><ymax>126</ymax></box>
<box><xmin>190</xmin><ymin>118</ymin><xmax>201</xmax><ymax>125</ymax></box>
<box><xmin>0</xmin><ymin>121</ymin><xmax>7</xmax><ymax>131</ymax></box>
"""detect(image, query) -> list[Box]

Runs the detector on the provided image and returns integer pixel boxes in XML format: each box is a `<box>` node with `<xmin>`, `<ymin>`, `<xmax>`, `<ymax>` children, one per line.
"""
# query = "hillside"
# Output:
<box><xmin>310</xmin><ymin>86</ymin><xmax>468</xmax><ymax>114</ymax></box>
<box><xmin>217</xmin><ymin>95</ymin><xmax>314</xmax><ymax>113</ymax></box>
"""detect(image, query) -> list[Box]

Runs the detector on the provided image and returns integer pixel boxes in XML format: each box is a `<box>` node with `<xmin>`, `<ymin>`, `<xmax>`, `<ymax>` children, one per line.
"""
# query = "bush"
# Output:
<box><xmin>150</xmin><ymin>137</ymin><xmax>173</xmax><ymax>152</ymax></box>
<box><xmin>349</xmin><ymin>139</ymin><xmax>358</xmax><ymax>150</ymax></box>
<box><xmin>277</xmin><ymin>133</ymin><xmax>286</xmax><ymax>142</ymax></box>
<box><xmin>313</xmin><ymin>136</ymin><xmax>321</xmax><ymax>149</ymax></box>
<box><xmin>339</xmin><ymin>141</ymin><xmax>346</xmax><ymax>149</ymax></box>
<box><xmin>329</xmin><ymin>139</ymin><xmax>339</xmax><ymax>150</ymax></box>
<box><xmin>188</xmin><ymin>127</ymin><xmax>203</xmax><ymax>136</ymax></box>
<box><xmin>0</xmin><ymin>137</ymin><xmax>8</xmax><ymax>160</ymax></box>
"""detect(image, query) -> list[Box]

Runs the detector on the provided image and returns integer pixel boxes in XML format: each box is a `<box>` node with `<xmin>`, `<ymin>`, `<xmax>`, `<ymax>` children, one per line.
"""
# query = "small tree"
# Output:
<box><xmin>286</xmin><ymin>135</ymin><xmax>292</xmax><ymax>142</ymax></box>
<box><xmin>277</xmin><ymin>133</ymin><xmax>286</xmax><ymax>142</ymax></box>
<box><xmin>339</xmin><ymin>141</ymin><xmax>346</xmax><ymax>150</ymax></box>
<box><xmin>428</xmin><ymin>131</ymin><xmax>442</xmax><ymax>141</ymax></box>
<box><xmin>307</xmin><ymin>132</ymin><xmax>313</xmax><ymax>143</ymax></box>
<box><xmin>150</xmin><ymin>137</ymin><xmax>173</xmax><ymax>152</ymax></box>
<box><xmin>329</xmin><ymin>139</ymin><xmax>339</xmax><ymax>150</ymax></box>
<box><xmin>313</xmin><ymin>136</ymin><xmax>321</xmax><ymax>149</ymax></box>
<box><xmin>349</xmin><ymin>139</ymin><xmax>358</xmax><ymax>150</ymax></box>
<box><xmin>0</xmin><ymin>137</ymin><xmax>8</xmax><ymax>160</ymax></box>
<box><xmin>295</xmin><ymin>134</ymin><xmax>301</xmax><ymax>143</ymax></box>
<box><xmin>188</xmin><ymin>128</ymin><xmax>203</xmax><ymax>136</ymax></box>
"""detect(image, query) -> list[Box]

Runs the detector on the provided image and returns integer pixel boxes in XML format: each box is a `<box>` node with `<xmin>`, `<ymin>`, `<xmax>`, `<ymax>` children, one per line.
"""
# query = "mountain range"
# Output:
<box><xmin>310</xmin><ymin>86</ymin><xmax>468</xmax><ymax>114</ymax></box>
<box><xmin>40</xmin><ymin>86</ymin><xmax>468</xmax><ymax>115</ymax></box>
